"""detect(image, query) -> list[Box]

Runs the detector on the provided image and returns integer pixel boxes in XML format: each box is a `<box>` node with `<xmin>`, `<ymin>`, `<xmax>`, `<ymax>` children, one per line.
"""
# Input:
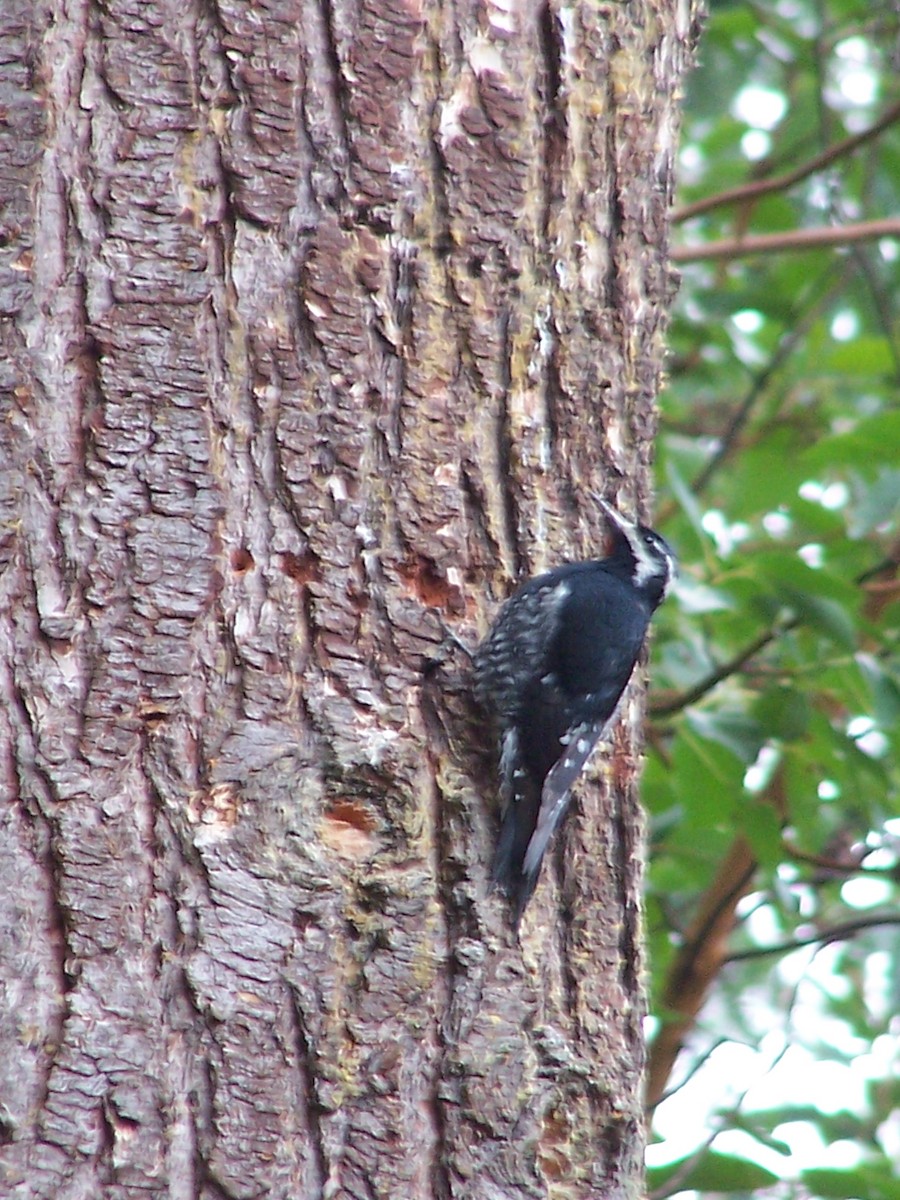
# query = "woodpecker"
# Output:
<box><xmin>473</xmin><ymin>497</ymin><xmax>676</xmax><ymax>923</ymax></box>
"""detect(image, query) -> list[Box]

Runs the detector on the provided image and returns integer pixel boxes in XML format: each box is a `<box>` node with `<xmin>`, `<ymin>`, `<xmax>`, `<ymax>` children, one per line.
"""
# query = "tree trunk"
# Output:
<box><xmin>0</xmin><ymin>2</ymin><xmax>696</xmax><ymax>1197</ymax></box>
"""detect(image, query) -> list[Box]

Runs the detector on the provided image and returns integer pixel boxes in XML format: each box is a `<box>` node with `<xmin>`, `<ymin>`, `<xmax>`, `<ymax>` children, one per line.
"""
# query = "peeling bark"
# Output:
<box><xmin>0</xmin><ymin>1</ymin><xmax>698</xmax><ymax>1197</ymax></box>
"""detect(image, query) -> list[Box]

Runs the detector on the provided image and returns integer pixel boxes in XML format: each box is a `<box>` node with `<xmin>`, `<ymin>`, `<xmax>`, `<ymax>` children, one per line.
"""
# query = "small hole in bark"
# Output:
<box><xmin>282</xmin><ymin>550</ymin><xmax>320</xmax><ymax>585</ymax></box>
<box><xmin>322</xmin><ymin>800</ymin><xmax>378</xmax><ymax>859</ymax></box>
<box><xmin>326</xmin><ymin>799</ymin><xmax>377</xmax><ymax>833</ymax></box>
<box><xmin>231</xmin><ymin>548</ymin><xmax>254</xmax><ymax>573</ymax></box>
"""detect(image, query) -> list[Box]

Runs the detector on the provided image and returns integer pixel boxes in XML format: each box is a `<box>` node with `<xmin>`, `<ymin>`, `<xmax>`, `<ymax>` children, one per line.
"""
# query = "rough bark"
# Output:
<box><xmin>0</xmin><ymin>2</ymin><xmax>697</xmax><ymax>1198</ymax></box>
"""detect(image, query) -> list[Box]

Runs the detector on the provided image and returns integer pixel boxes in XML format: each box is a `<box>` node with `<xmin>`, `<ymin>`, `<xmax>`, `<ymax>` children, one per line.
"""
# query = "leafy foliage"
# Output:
<box><xmin>646</xmin><ymin>1</ymin><xmax>900</xmax><ymax>1194</ymax></box>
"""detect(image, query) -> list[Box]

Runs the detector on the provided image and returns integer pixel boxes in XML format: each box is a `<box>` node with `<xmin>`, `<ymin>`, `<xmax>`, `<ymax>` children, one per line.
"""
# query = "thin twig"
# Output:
<box><xmin>682</xmin><ymin>262</ymin><xmax>846</xmax><ymax>501</ymax></box>
<box><xmin>650</xmin><ymin>550</ymin><xmax>893</xmax><ymax>718</ymax></box>
<box><xmin>647</xmin><ymin>1037</ymin><xmax>731</xmax><ymax>1115</ymax></box>
<box><xmin>672</xmin><ymin>217</ymin><xmax>900</xmax><ymax>263</ymax></box>
<box><xmin>726</xmin><ymin>914</ymin><xmax>900</xmax><ymax>962</ymax></box>
<box><xmin>647</xmin><ymin>1128</ymin><xmax>721</xmax><ymax>1200</ymax></box>
<box><xmin>650</xmin><ymin>620</ymin><xmax>797</xmax><ymax>718</ymax></box>
<box><xmin>673</xmin><ymin>99</ymin><xmax>900</xmax><ymax>223</ymax></box>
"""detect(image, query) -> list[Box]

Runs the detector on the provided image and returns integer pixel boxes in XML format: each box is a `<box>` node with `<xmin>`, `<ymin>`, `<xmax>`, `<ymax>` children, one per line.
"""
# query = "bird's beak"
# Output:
<box><xmin>589</xmin><ymin>493</ymin><xmax>635</xmax><ymax>534</ymax></box>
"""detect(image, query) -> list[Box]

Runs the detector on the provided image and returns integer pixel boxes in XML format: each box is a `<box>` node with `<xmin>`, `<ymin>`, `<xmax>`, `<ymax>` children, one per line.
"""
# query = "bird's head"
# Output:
<box><xmin>592</xmin><ymin>495</ymin><xmax>677</xmax><ymax>604</ymax></box>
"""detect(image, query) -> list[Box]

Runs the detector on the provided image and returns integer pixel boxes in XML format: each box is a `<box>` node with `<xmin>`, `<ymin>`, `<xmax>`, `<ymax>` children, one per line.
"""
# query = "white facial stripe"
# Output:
<box><xmin>660</xmin><ymin>547</ymin><xmax>678</xmax><ymax>595</ymax></box>
<box><xmin>630</xmin><ymin>532</ymin><xmax>662</xmax><ymax>586</ymax></box>
<box><xmin>626</xmin><ymin>528</ymin><xmax>677</xmax><ymax>590</ymax></box>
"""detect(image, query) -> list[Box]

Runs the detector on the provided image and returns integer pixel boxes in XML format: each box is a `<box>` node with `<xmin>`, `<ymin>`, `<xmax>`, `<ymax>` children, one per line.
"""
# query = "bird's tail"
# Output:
<box><xmin>492</xmin><ymin>719</ymin><xmax>605</xmax><ymax>926</ymax></box>
<box><xmin>491</xmin><ymin>767</ymin><xmax>544</xmax><ymax>927</ymax></box>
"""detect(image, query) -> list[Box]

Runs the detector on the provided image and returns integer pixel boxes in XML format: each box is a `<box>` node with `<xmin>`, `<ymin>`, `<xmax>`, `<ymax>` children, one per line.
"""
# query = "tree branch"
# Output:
<box><xmin>647</xmin><ymin>1038</ymin><xmax>731</xmax><ymax>1116</ymax></box>
<box><xmin>650</xmin><ymin>620</ymin><xmax>797</xmax><ymax>718</ymax></box>
<box><xmin>650</xmin><ymin>552</ymin><xmax>891</xmax><ymax>719</ymax></box>
<box><xmin>655</xmin><ymin>262</ymin><xmax>847</xmax><ymax>508</ymax></box>
<box><xmin>645</xmin><ymin>836</ymin><xmax>758</xmax><ymax>1112</ymax></box>
<box><xmin>672</xmin><ymin>99</ymin><xmax>900</xmax><ymax>223</ymax></box>
<box><xmin>672</xmin><ymin>217</ymin><xmax>900</xmax><ymax>263</ymax></box>
<box><xmin>725</xmin><ymin>913</ymin><xmax>900</xmax><ymax>962</ymax></box>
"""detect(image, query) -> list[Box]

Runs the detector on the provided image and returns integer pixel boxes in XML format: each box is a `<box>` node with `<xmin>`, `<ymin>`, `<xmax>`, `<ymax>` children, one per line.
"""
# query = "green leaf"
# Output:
<box><xmin>648</xmin><ymin>1150</ymin><xmax>780</xmax><ymax>1194</ymax></box>
<box><xmin>856</xmin><ymin>654</ymin><xmax>900</xmax><ymax>726</ymax></box>
<box><xmin>823</xmin><ymin>336</ymin><xmax>895</xmax><ymax>376</ymax></box>
<box><xmin>721</xmin><ymin>427</ymin><xmax>813</xmax><ymax>514</ymax></box>
<box><xmin>672</xmin><ymin>724</ymin><xmax>747</xmax><ymax>827</ymax></box>
<box><xmin>741</xmin><ymin>796</ymin><xmax>785</xmax><ymax>863</ymax></box>
<box><xmin>686</xmin><ymin>708</ymin><xmax>764</xmax><ymax>762</ymax></box>
<box><xmin>851</xmin><ymin>469</ymin><xmax>900</xmax><ymax>535</ymax></box>
<box><xmin>790</xmin><ymin>592</ymin><xmax>857</xmax><ymax>650</ymax></box>
<box><xmin>802</xmin><ymin>412</ymin><xmax>900</xmax><ymax>473</ymax></box>
<box><xmin>752</xmin><ymin>551</ymin><xmax>857</xmax><ymax>608</ymax></box>
<box><xmin>800</xmin><ymin>1164</ymin><xmax>900</xmax><ymax>1200</ymax></box>
<box><xmin>753</xmin><ymin>686</ymin><xmax>812</xmax><ymax>741</ymax></box>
